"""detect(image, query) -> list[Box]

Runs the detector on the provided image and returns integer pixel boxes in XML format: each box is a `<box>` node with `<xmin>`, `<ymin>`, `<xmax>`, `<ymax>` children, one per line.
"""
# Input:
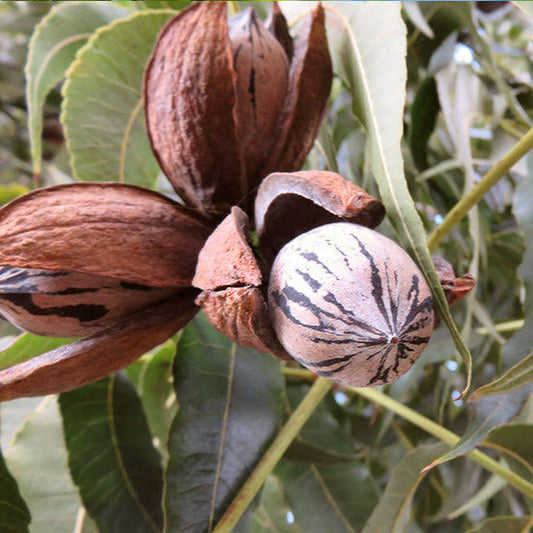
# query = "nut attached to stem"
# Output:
<box><xmin>268</xmin><ymin>223</ymin><xmax>435</xmax><ymax>387</ymax></box>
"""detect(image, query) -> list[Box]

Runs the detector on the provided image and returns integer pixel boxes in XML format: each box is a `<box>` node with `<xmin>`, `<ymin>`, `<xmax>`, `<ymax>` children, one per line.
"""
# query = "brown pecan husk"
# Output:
<box><xmin>144</xmin><ymin>1</ymin><xmax>332</xmax><ymax>217</ymax></box>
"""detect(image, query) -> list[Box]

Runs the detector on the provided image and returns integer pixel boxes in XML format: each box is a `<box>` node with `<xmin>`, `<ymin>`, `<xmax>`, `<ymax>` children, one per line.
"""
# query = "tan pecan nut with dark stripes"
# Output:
<box><xmin>194</xmin><ymin>171</ymin><xmax>475</xmax><ymax>388</ymax></box>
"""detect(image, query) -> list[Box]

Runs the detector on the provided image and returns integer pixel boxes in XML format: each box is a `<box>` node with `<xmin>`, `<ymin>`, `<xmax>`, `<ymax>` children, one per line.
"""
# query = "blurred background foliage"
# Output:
<box><xmin>1</xmin><ymin>1</ymin><xmax>533</xmax><ymax>532</ymax></box>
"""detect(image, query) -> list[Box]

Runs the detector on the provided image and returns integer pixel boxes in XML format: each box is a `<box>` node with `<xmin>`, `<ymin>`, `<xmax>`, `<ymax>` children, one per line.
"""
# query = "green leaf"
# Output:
<box><xmin>61</xmin><ymin>10</ymin><xmax>174</xmax><ymax>188</ymax></box>
<box><xmin>139</xmin><ymin>0</ymin><xmax>190</xmax><ymax>9</ymax></box>
<box><xmin>362</xmin><ymin>442</ymin><xmax>449</xmax><ymax>533</ymax></box>
<box><xmin>472</xmin><ymin>351</ymin><xmax>533</xmax><ymax>399</ymax></box>
<box><xmin>427</xmin><ymin>389</ymin><xmax>530</xmax><ymax>468</ymax></box>
<box><xmin>0</xmin><ymin>333</ymin><xmax>73</xmax><ymax>371</ymax></box>
<box><xmin>165</xmin><ymin>315</ymin><xmax>283</xmax><ymax>532</ymax></box>
<box><xmin>445</xmin><ymin>474</ymin><xmax>507</xmax><ymax>520</ymax></box>
<box><xmin>4</xmin><ymin>396</ymin><xmax>95</xmax><ymax>533</ymax></box>
<box><xmin>330</xmin><ymin>2</ymin><xmax>472</xmax><ymax>394</ymax></box>
<box><xmin>251</xmin><ymin>475</ymin><xmax>302</xmax><ymax>533</ymax></box>
<box><xmin>471</xmin><ymin>152</ymin><xmax>533</xmax><ymax>396</ymax></box>
<box><xmin>26</xmin><ymin>1</ymin><xmax>128</xmax><ymax>177</ymax></box>
<box><xmin>0</xmin><ymin>449</ymin><xmax>30</xmax><ymax>533</ymax></box>
<box><xmin>409</xmin><ymin>76</ymin><xmax>439</xmax><ymax>171</ymax></box>
<box><xmin>59</xmin><ymin>373</ymin><xmax>163</xmax><ymax>533</ymax></box>
<box><xmin>484</xmin><ymin>423</ymin><xmax>533</xmax><ymax>474</ymax></box>
<box><xmin>126</xmin><ymin>340</ymin><xmax>177</xmax><ymax>463</ymax></box>
<box><xmin>283</xmin><ymin>383</ymin><xmax>359</xmax><ymax>463</ymax></box>
<box><xmin>0</xmin><ymin>184</ymin><xmax>29</xmax><ymax>205</ymax></box>
<box><xmin>465</xmin><ymin>516</ymin><xmax>533</xmax><ymax>533</ymax></box>
<box><xmin>502</xmin><ymin>153</ymin><xmax>533</xmax><ymax>367</ymax></box>
<box><xmin>276</xmin><ymin>460</ymin><xmax>378</xmax><ymax>533</ymax></box>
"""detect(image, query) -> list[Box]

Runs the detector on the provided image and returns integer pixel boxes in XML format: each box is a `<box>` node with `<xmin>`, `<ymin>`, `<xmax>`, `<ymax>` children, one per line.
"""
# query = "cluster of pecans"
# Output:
<box><xmin>0</xmin><ymin>1</ymin><xmax>474</xmax><ymax>401</ymax></box>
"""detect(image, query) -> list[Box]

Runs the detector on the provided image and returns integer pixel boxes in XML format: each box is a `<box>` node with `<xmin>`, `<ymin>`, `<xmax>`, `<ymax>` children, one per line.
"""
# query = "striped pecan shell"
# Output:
<box><xmin>268</xmin><ymin>223</ymin><xmax>434</xmax><ymax>387</ymax></box>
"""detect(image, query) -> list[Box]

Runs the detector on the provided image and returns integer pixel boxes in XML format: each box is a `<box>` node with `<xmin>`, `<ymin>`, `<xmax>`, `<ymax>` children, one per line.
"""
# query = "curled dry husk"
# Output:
<box><xmin>144</xmin><ymin>0</ymin><xmax>332</xmax><ymax>216</ymax></box>
<box><xmin>193</xmin><ymin>170</ymin><xmax>476</xmax><ymax>385</ymax></box>
<box><xmin>0</xmin><ymin>183</ymin><xmax>212</xmax><ymax>400</ymax></box>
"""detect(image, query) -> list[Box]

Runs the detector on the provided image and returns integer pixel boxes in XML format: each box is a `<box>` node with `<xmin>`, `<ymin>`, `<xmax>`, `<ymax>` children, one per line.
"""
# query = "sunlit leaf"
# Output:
<box><xmin>127</xmin><ymin>340</ymin><xmax>177</xmax><ymax>462</ymax></box>
<box><xmin>362</xmin><ymin>442</ymin><xmax>449</xmax><ymax>533</ymax></box>
<box><xmin>26</xmin><ymin>1</ymin><xmax>128</xmax><ymax>177</ymax></box>
<box><xmin>165</xmin><ymin>315</ymin><xmax>283</xmax><ymax>532</ymax></box>
<box><xmin>140</xmin><ymin>0</ymin><xmax>189</xmax><ymax>9</ymax></box>
<box><xmin>61</xmin><ymin>11</ymin><xmax>174</xmax><ymax>187</ymax></box>
<box><xmin>403</xmin><ymin>1</ymin><xmax>434</xmax><ymax>39</ymax></box>
<box><xmin>0</xmin><ymin>333</ymin><xmax>73</xmax><ymax>371</ymax></box>
<box><xmin>514</xmin><ymin>2</ymin><xmax>533</xmax><ymax>18</ymax></box>
<box><xmin>59</xmin><ymin>373</ymin><xmax>163</xmax><ymax>533</ymax></box>
<box><xmin>329</xmin><ymin>1</ymin><xmax>472</xmax><ymax>394</ymax></box>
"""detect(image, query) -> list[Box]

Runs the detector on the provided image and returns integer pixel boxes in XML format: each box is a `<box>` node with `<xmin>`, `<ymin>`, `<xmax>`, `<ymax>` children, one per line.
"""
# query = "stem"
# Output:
<box><xmin>427</xmin><ymin>127</ymin><xmax>533</xmax><ymax>251</ymax></box>
<box><xmin>213</xmin><ymin>377</ymin><xmax>333</xmax><ymax>532</ymax></box>
<box><xmin>349</xmin><ymin>386</ymin><xmax>533</xmax><ymax>498</ymax></box>
<box><xmin>475</xmin><ymin>319</ymin><xmax>525</xmax><ymax>335</ymax></box>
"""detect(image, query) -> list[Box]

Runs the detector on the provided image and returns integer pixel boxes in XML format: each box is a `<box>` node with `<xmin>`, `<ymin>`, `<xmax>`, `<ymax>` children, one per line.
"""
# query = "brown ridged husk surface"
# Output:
<box><xmin>193</xmin><ymin>206</ymin><xmax>290</xmax><ymax>359</ymax></box>
<box><xmin>261</xmin><ymin>3</ymin><xmax>333</xmax><ymax>177</ymax></box>
<box><xmin>0</xmin><ymin>291</ymin><xmax>198</xmax><ymax>401</ymax></box>
<box><xmin>144</xmin><ymin>1</ymin><xmax>245</xmax><ymax>215</ymax></box>
<box><xmin>0</xmin><ymin>183</ymin><xmax>213</xmax><ymax>287</ymax></box>
<box><xmin>255</xmin><ymin>170</ymin><xmax>385</xmax><ymax>264</ymax></box>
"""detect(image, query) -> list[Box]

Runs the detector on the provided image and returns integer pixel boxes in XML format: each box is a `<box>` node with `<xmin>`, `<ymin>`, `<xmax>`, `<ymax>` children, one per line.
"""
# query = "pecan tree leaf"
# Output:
<box><xmin>4</xmin><ymin>396</ymin><xmax>97</xmax><ymax>533</ymax></box>
<box><xmin>59</xmin><ymin>372</ymin><xmax>164</xmax><ymax>533</ymax></box>
<box><xmin>501</xmin><ymin>153</ymin><xmax>533</xmax><ymax>368</ymax></box>
<box><xmin>26</xmin><ymin>1</ymin><xmax>128</xmax><ymax>177</ymax></box>
<box><xmin>61</xmin><ymin>10</ymin><xmax>175</xmax><ymax>188</ymax></box>
<box><xmin>330</xmin><ymin>2</ymin><xmax>472</xmax><ymax>395</ymax></box>
<box><xmin>165</xmin><ymin>314</ymin><xmax>283</xmax><ymax>532</ymax></box>
<box><xmin>465</xmin><ymin>516</ymin><xmax>533</xmax><ymax>533</ymax></box>
<box><xmin>361</xmin><ymin>442</ymin><xmax>449</xmax><ymax>533</ymax></box>
<box><xmin>0</xmin><ymin>333</ymin><xmax>72</xmax><ymax>371</ymax></box>
<box><xmin>471</xmin><ymin>351</ymin><xmax>533</xmax><ymax>399</ymax></box>
<box><xmin>426</xmin><ymin>389</ymin><xmax>530</xmax><ymax>469</ymax></box>
<box><xmin>0</xmin><ymin>449</ymin><xmax>30</xmax><ymax>533</ymax></box>
<box><xmin>251</xmin><ymin>475</ymin><xmax>302</xmax><ymax>533</ymax></box>
<box><xmin>276</xmin><ymin>460</ymin><xmax>378</xmax><ymax>533</ymax></box>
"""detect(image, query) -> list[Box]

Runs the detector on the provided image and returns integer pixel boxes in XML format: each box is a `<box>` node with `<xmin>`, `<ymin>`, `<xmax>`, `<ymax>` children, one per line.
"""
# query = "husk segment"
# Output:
<box><xmin>0</xmin><ymin>290</ymin><xmax>198</xmax><ymax>401</ymax></box>
<box><xmin>144</xmin><ymin>1</ymin><xmax>245</xmax><ymax>215</ymax></box>
<box><xmin>0</xmin><ymin>183</ymin><xmax>213</xmax><ymax>288</ymax></box>
<box><xmin>255</xmin><ymin>170</ymin><xmax>385</xmax><ymax>263</ymax></box>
